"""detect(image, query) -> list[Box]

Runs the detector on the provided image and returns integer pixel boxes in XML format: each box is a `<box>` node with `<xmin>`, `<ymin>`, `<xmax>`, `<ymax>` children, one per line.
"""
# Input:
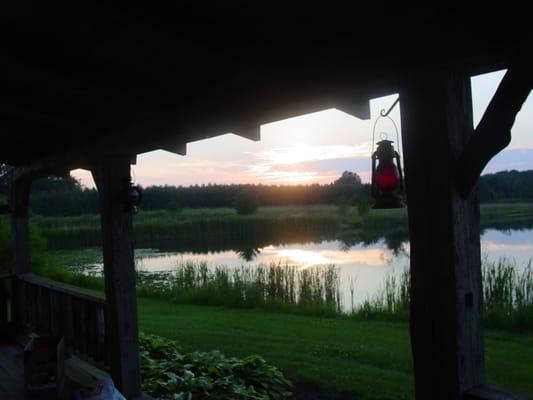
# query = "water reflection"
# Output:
<box><xmin>235</xmin><ymin>247</ymin><xmax>262</xmax><ymax>262</ymax></box>
<box><xmin>131</xmin><ymin>226</ymin><xmax>533</xmax><ymax>309</ymax></box>
<box><xmin>65</xmin><ymin>219</ymin><xmax>533</xmax><ymax>309</ymax></box>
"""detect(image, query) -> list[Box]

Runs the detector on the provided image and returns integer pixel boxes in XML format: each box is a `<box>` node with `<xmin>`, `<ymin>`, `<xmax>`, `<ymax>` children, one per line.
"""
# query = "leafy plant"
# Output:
<box><xmin>139</xmin><ymin>333</ymin><xmax>292</xmax><ymax>400</ymax></box>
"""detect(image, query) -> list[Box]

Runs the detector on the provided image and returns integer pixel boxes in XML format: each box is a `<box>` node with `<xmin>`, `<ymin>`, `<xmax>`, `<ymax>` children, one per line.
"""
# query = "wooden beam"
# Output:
<box><xmin>161</xmin><ymin>143</ymin><xmax>187</xmax><ymax>156</ymax></box>
<box><xmin>12</xmin><ymin>154</ymin><xmax>137</xmax><ymax>184</ymax></box>
<box><xmin>234</xmin><ymin>126</ymin><xmax>261</xmax><ymax>142</ymax></box>
<box><xmin>456</xmin><ymin>57</ymin><xmax>532</xmax><ymax>198</ymax></box>
<box><xmin>336</xmin><ymin>97</ymin><xmax>371</xmax><ymax>120</ymax></box>
<box><xmin>9</xmin><ymin>178</ymin><xmax>32</xmax><ymax>275</ymax></box>
<box><xmin>400</xmin><ymin>71</ymin><xmax>485</xmax><ymax>399</ymax></box>
<box><xmin>91</xmin><ymin>158</ymin><xmax>141</xmax><ymax>398</ymax></box>
<box><xmin>13</xmin><ymin>165</ymin><xmax>71</xmax><ymax>183</ymax></box>
<box><xmin>464</xmin><ymin>385</ymin><xmax>526</xmax><ymax>400</ymax></box>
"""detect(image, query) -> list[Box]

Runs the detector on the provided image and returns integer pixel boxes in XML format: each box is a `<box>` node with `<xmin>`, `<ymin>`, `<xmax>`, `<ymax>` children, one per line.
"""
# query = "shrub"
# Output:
<box><xmin>0</xmin><ymin>215</ymin><xmax>47</xmax><ymax>273</ymax></box>
<box><xmin>139</xmin><ymin>333</ymin><xmax>292</xmax><ymax>400</ymax></box>
<box><xmin>234</xmin><ymin>192</ymin><xmax>258</xmax><ymax>215</ymax></box>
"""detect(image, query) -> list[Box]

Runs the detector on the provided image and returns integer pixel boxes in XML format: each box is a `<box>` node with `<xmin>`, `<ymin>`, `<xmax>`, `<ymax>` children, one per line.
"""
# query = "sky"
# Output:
<box><xmin>72</xmin><ymin>70</ymin><xmax>532</xmax><ymax>188</ymax></box>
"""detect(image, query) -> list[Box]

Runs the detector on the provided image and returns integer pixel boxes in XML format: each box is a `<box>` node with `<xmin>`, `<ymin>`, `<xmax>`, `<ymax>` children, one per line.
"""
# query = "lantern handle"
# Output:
<box><xmin>371</xmin><ymin>97</ymin><xmax>401</xmax><ymax>155</ymax></box>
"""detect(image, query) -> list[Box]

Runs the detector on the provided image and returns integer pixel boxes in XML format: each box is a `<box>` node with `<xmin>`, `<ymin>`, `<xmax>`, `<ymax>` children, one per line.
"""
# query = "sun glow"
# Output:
<box><xmin>260</xmin><ymin>246</ymin><xmax>393</xmax><ymax>268</ymax></box>
<box><xmin>252</xmin><ymin>143</ymin><xmax>371</xmax><ymax>166</ymax></box>
<box><xmin>246</xmin><ymin>142</ymin><xmax>371</xmax><ymax>184</ymax></box>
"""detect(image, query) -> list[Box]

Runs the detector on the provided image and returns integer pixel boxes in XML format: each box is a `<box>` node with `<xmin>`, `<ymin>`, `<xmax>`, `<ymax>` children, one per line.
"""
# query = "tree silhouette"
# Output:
<box><xmin>333</xmin><ymin>171</ymin><xmax>362</xmax><ymax>186</ymax></box>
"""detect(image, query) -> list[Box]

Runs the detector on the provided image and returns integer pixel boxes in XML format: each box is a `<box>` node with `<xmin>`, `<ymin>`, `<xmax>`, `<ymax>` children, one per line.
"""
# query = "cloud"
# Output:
<box><xmin>244</xmin><ymin>143</ymin><xmax>373</xmax><ymax>184</ymax></box>
<box><xmin>249</xmin><ymin>142</ymin><xmax>371</xmax><ymax>166</ymax></box>
<box><xmin>483</xmin><ymin>148</ymin><xmax>533</xmax><ymax>174</ymax></box>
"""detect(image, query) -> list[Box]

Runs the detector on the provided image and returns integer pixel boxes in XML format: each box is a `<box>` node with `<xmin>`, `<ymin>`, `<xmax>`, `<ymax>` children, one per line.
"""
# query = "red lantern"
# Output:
<box><xmin>371</xmin><ymin>139</ymin><xmax>404</xmax><ymax>209</ymax></box>
<box><xmin>369</xmin><ymin>98</ymin><xmax>405</xmax><ymax>209</ymax></box>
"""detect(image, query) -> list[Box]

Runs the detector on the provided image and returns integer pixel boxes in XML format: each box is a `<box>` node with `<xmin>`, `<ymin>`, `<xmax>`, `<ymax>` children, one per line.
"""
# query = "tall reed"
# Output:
<box><xmin>137</xmin><ymin>261</ymin><xmax>341</xmax><ymax>315</ymax></box>
<box><xmin>482</xmin><ymin>257</ymin><xmax>533</xmax><ymax>311</ymax></box>
<box><xmin>353</xmin><ymin>268</ymin><xmax>410</xmax><ymax>320</ymax></box>
<box><xmin>482</xmin><ymin>257</ymin><xmax>533</xmax><ymax>331</ymax></box>
<box><xmin>352</xmin><ymin>257</ymin><xmax>533</xmax><ymax>331</ymax></box>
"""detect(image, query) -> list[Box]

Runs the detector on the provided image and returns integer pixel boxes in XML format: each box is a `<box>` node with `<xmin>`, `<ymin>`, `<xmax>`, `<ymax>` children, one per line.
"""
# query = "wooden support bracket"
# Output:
<box><xmin>456</xmin><ymin>57</ymin><xmax>531</xmax><ymax>198</ymax></box>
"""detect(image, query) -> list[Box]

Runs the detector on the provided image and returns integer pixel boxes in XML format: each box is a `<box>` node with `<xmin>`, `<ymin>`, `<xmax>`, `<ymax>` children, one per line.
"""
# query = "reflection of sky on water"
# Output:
<box><xmin>480</xmin><ymin>229</ymin><xmax>533</xmax><ymax>267</ymax></box>
<box><xmin>134</xmin><ymin>240</ymin><xmax>412</xmax><ymax>309</ymax></box>
<box><xmin>92</xmin><ymin>228</ymin><xmax>533</xmax><ymax>310</ymax></box>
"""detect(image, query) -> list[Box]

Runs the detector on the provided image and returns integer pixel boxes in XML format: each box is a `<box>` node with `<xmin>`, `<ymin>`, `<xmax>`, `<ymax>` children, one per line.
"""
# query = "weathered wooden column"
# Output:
<box><xmin>10</xmin><ymin>177</ymin><xmax>32</xmax><ymax>275</ymax></box>
<box><xmin>8</xmin><ymin>176</ymin><xmax>32</xmax><ymax>325</ymax></box>
<box><xmin>400</xmin><ymin>71</ymin><xmax>485</xmax><ymax>399</ymax></box>
<box><xmin>92</xmin><ymin>157</ymin><xmax>141</xmax><ymax>399</ymax></box>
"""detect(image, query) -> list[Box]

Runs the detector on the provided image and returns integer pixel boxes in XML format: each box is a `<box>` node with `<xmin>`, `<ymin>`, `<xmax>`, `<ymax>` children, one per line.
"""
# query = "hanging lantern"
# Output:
<box><xmin>370</xmin><ymin>100</ymin><xmax>405</xmax><ymax>209</ymax></box>
<box><xmin>371</xmin><ymin>139</ymin><xmax>404</xmax><ymax>209</ymax></box>
<box><xmin>123</xmin><ymin>179</ymin><xmax>143</xmax><ymax>212</ymax></box>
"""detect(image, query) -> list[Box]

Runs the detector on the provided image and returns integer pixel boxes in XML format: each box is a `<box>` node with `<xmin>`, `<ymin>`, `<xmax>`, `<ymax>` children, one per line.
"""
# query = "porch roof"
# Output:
<box><xmin>1</xmin><ymin>6</ymin><xmax>527</xmax><ymax>169</ymax></box>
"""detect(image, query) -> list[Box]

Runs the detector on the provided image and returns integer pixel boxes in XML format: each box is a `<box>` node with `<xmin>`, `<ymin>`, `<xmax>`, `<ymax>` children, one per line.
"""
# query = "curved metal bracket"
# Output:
<box><xmin>380</xmin><ymin>96</ymin><xmax>400</xmax><ymax>117</ymax></box>
<box><xmin>372</xmin><ymin>97</ymin><xmax>401</xmax><ymax>155</ymax></box>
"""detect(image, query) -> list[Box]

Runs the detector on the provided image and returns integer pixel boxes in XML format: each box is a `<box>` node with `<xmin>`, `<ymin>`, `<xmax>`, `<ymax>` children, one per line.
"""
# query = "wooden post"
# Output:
<box><xmin>10</xmin><ymin>177</ymin><xmax>32</xmax><ymax>275</ymax></box>
<box><xmin>400</xmin><ymin>71</ymin><xmax>485</xmax><ymax>399</ymax></box>
<box><xmin>9</xmin><ymin>177</ymin><xmax>32</xmax><ymax>323</ymax></box>
<box><xmin>91</xmin><ymin>158</ymin><xmax>141</xmax><ymax>399</ymax></box>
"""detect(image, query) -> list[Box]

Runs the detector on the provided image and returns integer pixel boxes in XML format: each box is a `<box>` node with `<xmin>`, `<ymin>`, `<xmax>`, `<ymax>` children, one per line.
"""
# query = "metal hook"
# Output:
<box><xmin>372</xmin><ymin>97</ymin><xmax>401</xmax><ymax>155</ymax></box>
<box><xmin>380</xmin><ymin>97</ymin><xmax>400</xmax><ymax>117</ymax></box>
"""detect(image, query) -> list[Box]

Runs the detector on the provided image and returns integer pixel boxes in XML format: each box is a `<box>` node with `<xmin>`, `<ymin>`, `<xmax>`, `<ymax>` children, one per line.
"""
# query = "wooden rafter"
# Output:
<box><xmin>456</xmin><ymin>57</ymin><xmax>532</xmax><ymax>198</ymax></box>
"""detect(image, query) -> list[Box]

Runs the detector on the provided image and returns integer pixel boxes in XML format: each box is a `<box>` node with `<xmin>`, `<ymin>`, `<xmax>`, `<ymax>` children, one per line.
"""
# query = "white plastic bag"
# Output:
<box><xmin>74</xmin><ymin>378</ymin><xmax>126</xmax><ymax>400</ymax></box>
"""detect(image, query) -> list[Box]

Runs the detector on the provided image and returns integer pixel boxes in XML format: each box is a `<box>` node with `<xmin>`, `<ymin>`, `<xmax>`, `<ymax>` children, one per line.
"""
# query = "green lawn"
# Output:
<box><xmin>137</xmin><ymin>298</ymin><xmax>533</xmax><ymax>400</ymax></box>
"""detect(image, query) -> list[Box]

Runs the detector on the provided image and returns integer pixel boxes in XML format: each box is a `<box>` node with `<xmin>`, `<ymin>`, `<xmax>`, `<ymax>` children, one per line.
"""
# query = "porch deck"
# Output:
<box><xmin>0</xmin><ymin>344</ymin><xmax>24</xmax><ymax>399</ymax></box>
<box><xmin>0</xmin><ymin>341</ymin><xmax>110</xmax><ymax>400</ymax></box>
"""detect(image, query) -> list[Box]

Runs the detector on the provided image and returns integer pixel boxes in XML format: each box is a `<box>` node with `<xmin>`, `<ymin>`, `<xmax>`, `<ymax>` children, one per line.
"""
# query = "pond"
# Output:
<box><xmin>75</xmin><ymin>225</ymin><xmax>533</xmax><ymax>311</ymax></box>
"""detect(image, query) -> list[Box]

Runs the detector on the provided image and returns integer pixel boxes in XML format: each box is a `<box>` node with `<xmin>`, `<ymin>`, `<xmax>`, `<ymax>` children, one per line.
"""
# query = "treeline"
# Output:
<box><xmin>25</xmin><ymin>182</ymin><xmax>369</xmax><ymax>216</ymax></box>
<box><xmin>0</xmin><ymin>166</ymin><xmax>532</xmax><ymax>216</ymax></box>
<box><xmin>140</xmin><ymin>183</ymin><xmax>369</xmax><ymax>210</ymax></box>
<box><xmin>478</xmin><ymin>170</ymin><xmax>533</xmax><ymax>202</ymax></box>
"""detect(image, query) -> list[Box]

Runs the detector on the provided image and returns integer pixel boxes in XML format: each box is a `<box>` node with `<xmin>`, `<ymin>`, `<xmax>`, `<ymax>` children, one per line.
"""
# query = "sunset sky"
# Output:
<box><xmin>73</xmin><ymin>70</ymin><xmax>533</xmax><ymax>188</ymax></box>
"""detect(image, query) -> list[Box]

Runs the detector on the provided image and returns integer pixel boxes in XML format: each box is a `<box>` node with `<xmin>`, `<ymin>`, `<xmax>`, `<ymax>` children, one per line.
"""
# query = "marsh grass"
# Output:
<box><xmin>351</xmin><ymin>258</ymin><xmax>533</xmax><ymax>331</ymax></box>
<box><xmin>351</xmin><ymin>269</ymin><xmax>411</xmax><ymax>321</ymax></box>
<box><xmin>482</xmin><ymin>257</ymin><xmax>533</xmax><ymax>331</ymax></box>
<box><xmin>137</xmin><ymin>262</ymin><xmax>342</xmax><ymax>316</ymax></box>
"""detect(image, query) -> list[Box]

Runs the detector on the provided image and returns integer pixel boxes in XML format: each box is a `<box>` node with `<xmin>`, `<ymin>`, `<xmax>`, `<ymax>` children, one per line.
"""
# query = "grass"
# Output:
<box><xmin>19</xmin><ymin>203</ymin><xmax>533</xmax><ymax>397</ymax></box>
<box><xmin>137</xmin><ymin>299</ymin><xmax>533</xmax><ymax>400</ymax></box>
<box><xmin>26</xmin><ymin>253</ymin><xmax>533</xmax><ymax>399</ymax></box>
<box><xmin>346</xmin><ymin>202</ymin><xmax>533</xmax><ymax>228</ymax></box>
<box><xmin>30</xmin><ymin>203</ymin><xmax>533</xmax><ymax>230</ymax></box>
<box><xmin>480</xmin><ymin>202</ymin><xmax>533</xmax><ymax>225</ymax></box>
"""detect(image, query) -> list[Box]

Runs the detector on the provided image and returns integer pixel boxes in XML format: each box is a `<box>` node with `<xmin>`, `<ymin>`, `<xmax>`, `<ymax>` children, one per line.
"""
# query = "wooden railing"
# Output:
<box><xmin>0</xmin><ymin>274</ymin><xmax>108</xmax><ymax>367</ymax></box>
